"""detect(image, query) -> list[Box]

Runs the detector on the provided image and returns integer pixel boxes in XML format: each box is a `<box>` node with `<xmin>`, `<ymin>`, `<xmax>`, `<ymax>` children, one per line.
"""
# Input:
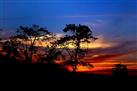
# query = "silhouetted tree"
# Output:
<box><xmin>57</xmin><ymin>24</ymin><xmax>97</xmax><ymax>72</ymax></box>
<box><xmin>13</xmin><ymin>25</ymin><xmax>51</xmax><ymax>63</ymax></box>
<box><xmin>112</xmin><ymin>64</ymin><xmax>128</xmax><ymax>78</ymax></box>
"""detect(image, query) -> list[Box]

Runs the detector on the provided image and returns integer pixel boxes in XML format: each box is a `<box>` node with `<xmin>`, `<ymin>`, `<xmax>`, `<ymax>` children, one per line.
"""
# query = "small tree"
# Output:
<box><xmin>58</xmin><ymin>24</ymin><xmax>97</xmax><ymax>72</ymax></box>
<box><xmin>112</xmin><ymin>64</ymin><xmax>128</xmax><ymax>78</ymax></box>
<box><xmin>40</xmin><ymin>42</ymin><xmax>62</xmax><ymax>64</ymax></box>
<box><xmin>13</xmin><ymin>25</ymin><xmax>51</xmax><ymax>63</ymax></box>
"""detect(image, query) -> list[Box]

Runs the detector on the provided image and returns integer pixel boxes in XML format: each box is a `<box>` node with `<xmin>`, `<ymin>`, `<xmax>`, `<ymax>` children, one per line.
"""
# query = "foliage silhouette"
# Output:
<box><xmin>13</xmin><ymin>24</ymin><xmax>51</xmax><ymax>63</ymax></box>
<box><xmin>57</xmin><ymin>24</ymin><xmax>97</xmax><ymax>72</ymax></box>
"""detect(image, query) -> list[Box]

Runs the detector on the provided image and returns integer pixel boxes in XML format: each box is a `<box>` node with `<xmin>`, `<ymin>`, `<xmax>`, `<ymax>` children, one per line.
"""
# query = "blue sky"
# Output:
<box><xmin>0</xmin><ymin>0</ymin><xmax>136</xmax><ymax>40</ymax></box>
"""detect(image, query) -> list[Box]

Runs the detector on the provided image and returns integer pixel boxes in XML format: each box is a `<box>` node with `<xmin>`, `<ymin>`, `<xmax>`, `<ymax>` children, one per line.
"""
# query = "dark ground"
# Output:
<box><xmin>0</xmin><ymin>64</ymin><xmax>136</xmax><ymax>82</ymax></box>
<box><xmin>0</xmin><ymin>64</ymin><xmax>136</xmax><ymax>90</ymax></box>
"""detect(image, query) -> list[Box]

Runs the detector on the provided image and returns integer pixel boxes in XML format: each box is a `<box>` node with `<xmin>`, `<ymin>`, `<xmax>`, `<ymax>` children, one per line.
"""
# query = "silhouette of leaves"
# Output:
<box><xmin>11</xmin><ymin>24</ymin><xmax>52</xmax><ymax>63</ymax></box>
<box><xmin>58</xmin><ymin>24</ymin><xmax>97</xmax><ymax>72</ymax></box>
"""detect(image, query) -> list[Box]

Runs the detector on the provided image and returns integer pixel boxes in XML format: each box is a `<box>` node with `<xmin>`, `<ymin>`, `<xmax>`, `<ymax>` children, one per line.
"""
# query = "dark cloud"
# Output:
<box><xmin>0</xmin><ymin>29</ymin><xmax>15</xmax><ymax>39</ymax></box>
<box><xmin>86</xmin><ymin>39</ymin><xmax>137</xmax><ymax>63</ymax></box>
<box><xmin>86</xmin><ymin>51</ymin><xmax>136</xmax><ymax>63</ymax></box>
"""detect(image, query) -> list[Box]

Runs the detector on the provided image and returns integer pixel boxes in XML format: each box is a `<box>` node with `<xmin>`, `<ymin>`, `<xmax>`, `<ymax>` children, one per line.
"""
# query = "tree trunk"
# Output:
<box><xmin>24</xmin><ymin>40</ymin><xmax>30</xmax><ymax>63</ymax></box>
<box><xmin>30</xmin><ymin>38</ymin><xmax>36</xmax><ymax>63</ymax></box>
<box><xmin>30</xmin><ymin>45</ymin><xmax>33</xmax><ymax>63</ymax></box>
<box><xmin>73</xmin><ymin>40</ymin><xmax>80</xmax><ymax>72</ymax></box>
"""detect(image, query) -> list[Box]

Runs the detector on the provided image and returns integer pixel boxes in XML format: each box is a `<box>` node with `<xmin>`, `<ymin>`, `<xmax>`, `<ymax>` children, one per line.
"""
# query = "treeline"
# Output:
<box><xmin>0</xmin><ymin>24</ymin><xmax>97</xmax><ymax>72</ymax></box>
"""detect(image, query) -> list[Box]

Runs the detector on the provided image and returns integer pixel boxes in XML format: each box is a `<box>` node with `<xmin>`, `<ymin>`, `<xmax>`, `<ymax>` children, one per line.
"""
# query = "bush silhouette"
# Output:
<box><xmin>112</xmin><ymin>64</ymin><xmax>128</xmax><ymax>78</ymax></box>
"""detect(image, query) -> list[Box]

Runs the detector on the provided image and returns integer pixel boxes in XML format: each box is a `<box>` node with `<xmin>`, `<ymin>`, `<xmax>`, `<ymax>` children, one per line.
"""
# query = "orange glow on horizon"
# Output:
<box><xmin>66</xmin><ymin>61</ymin><xmax>137</xmax><ymax>75</ymax></box>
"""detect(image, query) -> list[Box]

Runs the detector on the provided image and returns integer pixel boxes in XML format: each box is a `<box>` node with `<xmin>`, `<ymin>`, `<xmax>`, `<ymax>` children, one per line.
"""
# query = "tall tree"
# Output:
<box><xmin>13</xmin><ymin>25</ymin><xmax>51</xmax><ymax>63</ymax></box>
<box><xmin>58</xmin><ymin>24</ymin><xmax>97</xmax><ymax>72</ymax></box>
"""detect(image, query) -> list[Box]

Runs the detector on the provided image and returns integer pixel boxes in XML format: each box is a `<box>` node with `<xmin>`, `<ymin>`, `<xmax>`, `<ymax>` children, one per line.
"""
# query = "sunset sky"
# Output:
<box><xmin>0</xmin><ymin>0</ymin><xmax>137</xmax><ymax>74</ymax></box>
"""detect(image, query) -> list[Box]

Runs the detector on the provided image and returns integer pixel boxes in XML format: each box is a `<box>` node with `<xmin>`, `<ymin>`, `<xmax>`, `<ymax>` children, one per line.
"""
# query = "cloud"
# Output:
<box><xmin>86</xmin><ymin>51</ymin><xmax>137</xmax><ymax>63</ymax></box>
<box><xmin>83</xmin><ymin>37</ymin><xmax>137</xmax><ymax>67</ymax></box>
<box><xmin>0</xmin><ymin>16</ymin><xmax>63</xmax><ymax>21</ymax></box>
<box><xmin>0</xmin><ymin>29</ymin><xmax>15</xmax><ymax>39</ymax></box>
<box><xmin>87</xmin><ymin>35</ymin><xmax>118</xmax><ymax>49</ymax></box>
<box><xmin>54</xmin><ymin>32</ymin><xmax>65</xmax><ymax>38</ymax></box>
<box><xmin>64</xmin><ymin>13</ymin><xmax>136</xmax><ymax>18</ymax></box>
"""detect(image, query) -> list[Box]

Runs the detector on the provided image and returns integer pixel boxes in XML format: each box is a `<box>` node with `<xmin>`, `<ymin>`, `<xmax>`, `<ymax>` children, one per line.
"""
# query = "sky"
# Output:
<box><xmin>0</xmin><ymin>0</ymin><xmax>137</xmax><ymax>73</ymax></box>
